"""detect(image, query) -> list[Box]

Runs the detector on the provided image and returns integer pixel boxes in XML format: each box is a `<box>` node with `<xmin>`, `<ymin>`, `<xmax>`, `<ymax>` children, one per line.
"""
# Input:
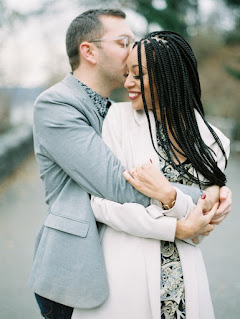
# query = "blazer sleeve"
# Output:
<box><xmin>33</xmin><ymin>92</ymin><xmax>150</xmax><ymax>206</ymax></box>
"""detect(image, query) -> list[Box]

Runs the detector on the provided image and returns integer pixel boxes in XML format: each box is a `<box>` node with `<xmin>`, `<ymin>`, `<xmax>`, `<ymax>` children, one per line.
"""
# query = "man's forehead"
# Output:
<box><xmin>100</xmin><ymin>15</ymin><xmax>134</xmax><ymax>38</ymax></box>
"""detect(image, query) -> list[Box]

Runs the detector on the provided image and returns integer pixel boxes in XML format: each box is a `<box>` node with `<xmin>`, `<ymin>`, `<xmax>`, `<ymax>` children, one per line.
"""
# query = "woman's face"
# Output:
<box><xmin>124</xmin><ymin>45</ymin><xmax>158</xmax><ymax>111</ymax></box>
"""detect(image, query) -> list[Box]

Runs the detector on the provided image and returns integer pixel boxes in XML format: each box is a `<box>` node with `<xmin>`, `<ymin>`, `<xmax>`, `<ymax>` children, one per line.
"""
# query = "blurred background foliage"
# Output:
<box><xmin>0</xmin><ymin>0</ymin><xmax>239</xmax><ymax>141</ymax></box>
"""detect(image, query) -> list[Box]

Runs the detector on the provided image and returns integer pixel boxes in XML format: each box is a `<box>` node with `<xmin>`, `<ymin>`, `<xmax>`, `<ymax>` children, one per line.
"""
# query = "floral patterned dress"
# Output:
<box><xmin>156</xmin><ymin>122</ymin><xmax>195</xmax><ymax>319</ymax></box>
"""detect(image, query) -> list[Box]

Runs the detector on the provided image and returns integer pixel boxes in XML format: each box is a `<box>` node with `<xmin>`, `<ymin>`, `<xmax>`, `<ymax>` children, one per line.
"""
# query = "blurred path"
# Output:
<box><xmin>0</xmin><ymin>153</ymin><xmax>45</xmax><ymax>318</ymax></box>
<box><xmin>201</xmin><ymin>155</ymin><xmax>240</xmax><ymax>319</ymax></box>
<box><xmin>0</xmin><ymin>153</ymin><xmax>239</xmax><ymax>318</ymax></box>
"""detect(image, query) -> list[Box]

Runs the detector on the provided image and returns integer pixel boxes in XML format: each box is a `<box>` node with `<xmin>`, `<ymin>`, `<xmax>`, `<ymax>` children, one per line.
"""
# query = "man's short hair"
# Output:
<box><xmin>66</xmin><ymin>9</ymin><xmax>126</xmax><ymax>71</ymax></box>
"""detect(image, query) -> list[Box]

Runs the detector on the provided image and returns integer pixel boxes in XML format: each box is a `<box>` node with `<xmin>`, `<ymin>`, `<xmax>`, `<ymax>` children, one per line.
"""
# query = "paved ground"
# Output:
<box><xmin>0</xmin><ymin>153</ymin><xmax>239</xmax><ymax>318</ymax></box>
<box><xmin>0</xmin><ymin>153</ymin><xmax>46</xmax><ymax>318</ymax></box>
<box><xmin>201</xmin><ymin>154</ymin><xmax>240</xmax><ymax>318</ymax></box>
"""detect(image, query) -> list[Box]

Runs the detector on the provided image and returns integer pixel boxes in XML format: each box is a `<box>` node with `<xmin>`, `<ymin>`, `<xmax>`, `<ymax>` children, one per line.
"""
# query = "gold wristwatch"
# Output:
<box><xmin>162</xmin><ymin>200</ymin><xmax>176</xmax><ymax>210</ymax></box>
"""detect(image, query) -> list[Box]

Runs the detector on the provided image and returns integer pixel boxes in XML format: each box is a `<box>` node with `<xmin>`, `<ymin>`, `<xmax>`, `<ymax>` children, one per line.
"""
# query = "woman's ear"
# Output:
<box><xmin>79</xmin><ymin>42</ymin><xmax>97</xmax><ymax>65</ymax></box>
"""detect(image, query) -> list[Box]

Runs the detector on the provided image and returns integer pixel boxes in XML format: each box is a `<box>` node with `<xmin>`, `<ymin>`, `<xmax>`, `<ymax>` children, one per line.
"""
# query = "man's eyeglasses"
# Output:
<box><xmin>89</xmin><ymin>36</ymin><xmax>135</xmax><ymax>50</ymax></box>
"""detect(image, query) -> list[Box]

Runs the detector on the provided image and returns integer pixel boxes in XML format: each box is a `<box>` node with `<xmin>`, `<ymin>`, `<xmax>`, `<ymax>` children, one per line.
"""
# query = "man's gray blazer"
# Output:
<box><xmin>28</xmin><ymin>73</ymin><xmax>200</xmax><ymax>308</ymax></box>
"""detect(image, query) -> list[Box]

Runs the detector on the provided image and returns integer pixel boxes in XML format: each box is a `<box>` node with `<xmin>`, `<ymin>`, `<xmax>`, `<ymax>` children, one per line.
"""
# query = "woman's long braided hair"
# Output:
<box><xmin>135</xmin><ymin>31</ymin><xmax>227</xmax><ymax>187</ymax></box>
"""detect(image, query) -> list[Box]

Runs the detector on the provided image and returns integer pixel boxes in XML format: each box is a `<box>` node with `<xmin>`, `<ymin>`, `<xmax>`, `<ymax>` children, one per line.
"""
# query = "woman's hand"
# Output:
<box><xmin>176</xmin><ymin>197</ymin><xmax>218</xmax><ymax>242</ymax></box>
<box><xmin>123</xmin><ymin>161</ymin><xmax>176</xmax><ymax>206</ymax></box>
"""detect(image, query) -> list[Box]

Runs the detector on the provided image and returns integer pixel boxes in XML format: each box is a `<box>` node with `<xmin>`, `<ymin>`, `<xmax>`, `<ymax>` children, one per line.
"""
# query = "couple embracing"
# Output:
<box><xmin>29</xmin><ymin>9</ymin><xmax>232</xmax><ymax>319</ymax></box>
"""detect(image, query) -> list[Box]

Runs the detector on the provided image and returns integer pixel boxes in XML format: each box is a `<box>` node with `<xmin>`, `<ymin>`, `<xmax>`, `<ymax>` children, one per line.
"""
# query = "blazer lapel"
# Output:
<box><xmin>62</xmin><ymin>73</ymin><xmax>102</xmax><ymax>122</ymax></box>
<box><xmin>62</xmin><ymin>73</ymin><xmax>103</xmax><ymax>134</ymax></box>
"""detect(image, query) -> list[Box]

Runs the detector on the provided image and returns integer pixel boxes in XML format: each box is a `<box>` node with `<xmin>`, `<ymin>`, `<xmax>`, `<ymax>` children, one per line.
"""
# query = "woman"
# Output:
<box><xmin>72</xmin><ymin>31</ymin><xmax>230</xmax><ymax>319</ymax></box>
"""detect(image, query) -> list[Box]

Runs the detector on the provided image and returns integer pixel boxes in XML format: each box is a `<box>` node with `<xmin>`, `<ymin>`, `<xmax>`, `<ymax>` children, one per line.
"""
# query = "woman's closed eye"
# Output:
<box><xmin>123</xmin><ymin>73</ymin><xmax>141</xmax><ymax>79</ymax></box>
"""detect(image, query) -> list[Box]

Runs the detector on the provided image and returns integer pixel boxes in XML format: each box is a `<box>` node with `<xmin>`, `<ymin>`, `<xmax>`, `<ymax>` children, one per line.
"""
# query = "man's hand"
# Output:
<box><xmin>210</xmin><ymin>186</ymin><xmax>232</xmax><ymax>225</ymax></box>
<box><xmin>202</xmin><ymin>185</ymin><xmax>220</xmax><ymax>213</ymax></box>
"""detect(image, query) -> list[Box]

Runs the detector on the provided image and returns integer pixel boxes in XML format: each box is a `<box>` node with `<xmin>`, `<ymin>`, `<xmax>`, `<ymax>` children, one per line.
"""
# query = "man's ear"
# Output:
<box><xmin>79</xmin><ymin>42</ymin><xmax>98</xmax><ymax>65</ymax></box>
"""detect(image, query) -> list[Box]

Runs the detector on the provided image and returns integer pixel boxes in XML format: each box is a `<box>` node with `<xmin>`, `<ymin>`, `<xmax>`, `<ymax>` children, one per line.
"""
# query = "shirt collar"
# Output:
<box><xmin>74</xmin><ymin>77</ymin><xmax>111</xmax><ymax>118</ymax></box>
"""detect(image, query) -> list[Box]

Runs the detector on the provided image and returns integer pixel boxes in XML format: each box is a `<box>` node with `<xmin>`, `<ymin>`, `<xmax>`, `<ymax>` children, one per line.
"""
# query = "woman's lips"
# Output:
<box><xmin>128</xmin><ymin>92</ymin><xmax>142</xmax><ymax>100</ymax></box>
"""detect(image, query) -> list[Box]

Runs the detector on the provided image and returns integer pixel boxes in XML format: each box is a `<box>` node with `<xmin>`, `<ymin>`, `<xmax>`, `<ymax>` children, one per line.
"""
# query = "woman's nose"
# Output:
<box><xmin>124</xmin><ymin>75</ymin><xmax>134</xmax><ymax>89</ymax></box>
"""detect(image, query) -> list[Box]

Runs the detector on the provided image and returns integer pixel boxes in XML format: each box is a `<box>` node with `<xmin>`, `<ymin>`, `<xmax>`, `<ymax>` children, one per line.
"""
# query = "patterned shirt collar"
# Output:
<box><xmin>74</xmin><ymin>77</ymin><xmax>111</xmax><ymax>118</ymax></box>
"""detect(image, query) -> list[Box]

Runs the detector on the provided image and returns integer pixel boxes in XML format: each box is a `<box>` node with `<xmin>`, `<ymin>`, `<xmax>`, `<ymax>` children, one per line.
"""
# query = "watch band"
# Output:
<box><xmin>162</xmin><ymin>200</ymin><xmax>176</xmax><ymax>210</ymax></box>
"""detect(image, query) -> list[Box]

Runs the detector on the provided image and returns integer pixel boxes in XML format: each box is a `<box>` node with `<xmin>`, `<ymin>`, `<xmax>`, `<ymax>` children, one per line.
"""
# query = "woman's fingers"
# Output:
<box><xmin>123</xmin><ymin>163</ymin><xmax>176</xmax><ymax>201</ymax></box>
<box><xmin>123</xmin><ymin>170</ymin><xmax>135</xmax><ymax>184</ymax></box>
<box><xmin>135</xmin><ymin>166</ymin><xmax>143</xmax><ymax>177</ymax></box>
<box><xmin>123</xmin><ymin>169</ymin><xmax>141</xmax><ymax>190</ymax></box>
<box><xmin>128</xmin><ymin>168</ymin><xmax>136</xmax><ymax>177</ymax></box>
<box><xmin>188</xmin><ymin>199</ymin><xmax>217</xmax><ymax>239</ymax></box>
<box><xmin>194</xmin><ymin>197</ymin><xmax>205</xmax><ymax>214</ymax></box>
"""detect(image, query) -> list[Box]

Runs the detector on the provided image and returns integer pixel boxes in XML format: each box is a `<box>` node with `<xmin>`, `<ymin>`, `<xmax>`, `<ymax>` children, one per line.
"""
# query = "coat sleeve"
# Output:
<box><xmin>91</xmin><ymin>187</ymin><xmax>197</xmax><ymax>242</ymax></box>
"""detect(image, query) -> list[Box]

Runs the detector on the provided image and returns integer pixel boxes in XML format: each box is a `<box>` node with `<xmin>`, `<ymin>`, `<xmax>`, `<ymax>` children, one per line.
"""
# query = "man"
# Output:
<box><xmin>29</xmin><ymin>9</ymin><xmax>232</xmax><ymax>319</ymax></box>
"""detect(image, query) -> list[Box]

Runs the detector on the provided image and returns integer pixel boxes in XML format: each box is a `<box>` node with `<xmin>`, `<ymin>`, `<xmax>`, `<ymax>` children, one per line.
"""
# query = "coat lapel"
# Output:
<box><xmin>130</xmin><ymin>109</ymin><xmax>159</xmax><ymax>167</ymax></box>
<box><xmin>130</xmin><ymin>109</ymin><xmax>161</xmax><ymax>319</ymax></box>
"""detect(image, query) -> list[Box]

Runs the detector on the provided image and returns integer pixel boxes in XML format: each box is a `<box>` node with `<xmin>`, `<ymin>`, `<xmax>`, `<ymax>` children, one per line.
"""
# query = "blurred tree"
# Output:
<box><xmin>0</xmin><ymin>0</ymin><xmax>58</xmax><ymax>31</ymax></box>
<box><xmin>224</xmin><ymin>0</ymin><xmax>240</xmax><ymax>6</ymax></box>
<box><xmin>223</xmin><ymin>0</ymin><xmax>240</xmax><ymax>81</ymax></box>
<box><xmin>0</xmin><ymin>90</ymin><xmax>11</xmax><ymax>132</ymax></box>
<box><xmin>0</xmin><ymin>0</ymin><xmax>54</xmax><ymax>131</ymax></box>
<box><xmin>81</xmin><ymin>0</ymin><xmax>199</xmax><ymax>37</ymax></box>
<box><xmin>0</xmin><ymin>0</ymin><xmax>23</xmax><ymax>28</ymax></box>
<box><xmin>223</xmin><ymin>0</ymin><xmax>240</xmax><ymax>139</ymax></box>
<box><xmin>127</xmin><ymin>0</ymin><xmax>198</xmax><ymax>37</ymax></box>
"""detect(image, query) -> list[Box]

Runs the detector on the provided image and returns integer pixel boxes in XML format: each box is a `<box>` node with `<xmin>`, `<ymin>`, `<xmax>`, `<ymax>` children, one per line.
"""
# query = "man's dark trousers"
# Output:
<box><xmin>35</xmin><ymin>294</ymin><xmax>73</xmax><ymax>319</ymax></box>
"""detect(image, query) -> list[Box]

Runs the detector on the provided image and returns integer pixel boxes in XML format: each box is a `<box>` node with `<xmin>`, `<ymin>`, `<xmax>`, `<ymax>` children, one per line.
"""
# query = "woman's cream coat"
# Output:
<box><xmin>73</xmin><ymin>102</ymin><xmax>230</xmax><ymax>319</ymax></box>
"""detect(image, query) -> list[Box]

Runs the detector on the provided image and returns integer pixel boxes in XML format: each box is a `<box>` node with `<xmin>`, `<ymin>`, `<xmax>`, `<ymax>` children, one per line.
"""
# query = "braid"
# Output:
<box><xmin>137</xmin><ymin>31</ymin><xmax>227</xmax><ymax>187</ymax></box>
<box><xmin>151</xmin><ymin>40</ymin><xmax>177</xmax><ymax>164</ymax></box>
<box><xmin>137</xmin><ymin>41</ymin><xmax>159</xmax><ymax>156</ymax></box>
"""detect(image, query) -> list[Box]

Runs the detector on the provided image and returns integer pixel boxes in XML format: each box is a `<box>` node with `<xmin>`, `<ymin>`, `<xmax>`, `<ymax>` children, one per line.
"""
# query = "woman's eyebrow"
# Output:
<box><xmin>132</xmin><ymin>64</ymin><xmax>147</xmax><ymax>70</ymax></box>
